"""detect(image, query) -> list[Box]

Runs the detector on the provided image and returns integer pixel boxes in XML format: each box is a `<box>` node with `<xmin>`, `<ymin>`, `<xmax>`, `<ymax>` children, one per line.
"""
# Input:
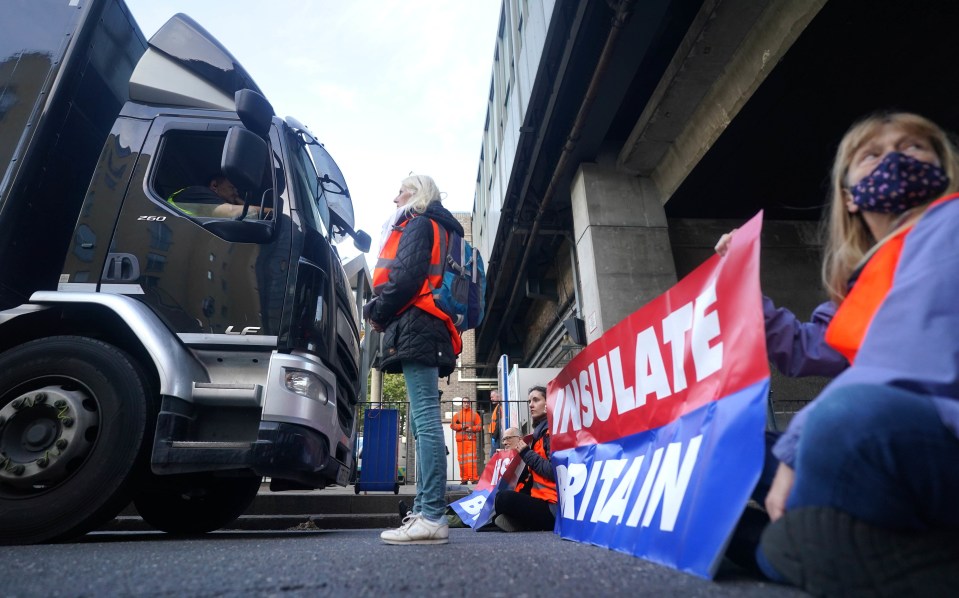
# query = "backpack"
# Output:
<box><xmin>433</xmin><ymin>226</ymin><xmax>487</xmax><ymax>332</ymax></box>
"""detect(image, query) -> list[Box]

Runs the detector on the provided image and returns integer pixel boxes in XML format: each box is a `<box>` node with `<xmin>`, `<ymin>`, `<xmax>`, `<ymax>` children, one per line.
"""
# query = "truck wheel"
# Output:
<box><xmin>134</xmin><ymin>474</ymin><xmax>261</xmax><ymax>535</ymax></box>
<box><xmin>0</xmin><ymin>337</ymin><xmax>152</xmax><ymax>545</ymax></box>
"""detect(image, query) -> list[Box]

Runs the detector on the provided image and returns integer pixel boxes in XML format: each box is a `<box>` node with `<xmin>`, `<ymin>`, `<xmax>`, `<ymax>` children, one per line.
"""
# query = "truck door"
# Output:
<box><xmin>104</xmin><ymin>116</ymin><xmax>289</xmax><ymax>337</ymax></box>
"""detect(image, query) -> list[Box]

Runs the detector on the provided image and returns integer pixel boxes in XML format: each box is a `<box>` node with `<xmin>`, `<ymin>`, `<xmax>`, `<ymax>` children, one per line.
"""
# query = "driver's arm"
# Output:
<box><xmin>213</xmin><ymin>203</ymin><xmax>265</xmax><ymax>219</ymax></box>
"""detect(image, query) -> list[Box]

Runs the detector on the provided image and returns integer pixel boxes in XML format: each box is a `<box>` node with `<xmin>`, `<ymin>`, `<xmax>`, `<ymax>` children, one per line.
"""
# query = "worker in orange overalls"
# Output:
<box><xmin>450</xmin><ymin>398</ymin><xmax>482</xmax><ymax>484</ymax></box>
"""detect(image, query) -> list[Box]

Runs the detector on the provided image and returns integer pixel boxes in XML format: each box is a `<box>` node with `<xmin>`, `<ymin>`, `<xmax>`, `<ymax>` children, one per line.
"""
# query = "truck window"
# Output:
<box><xmin>305</xmin><ymin>140</ymin><xmax>355</xmax><ymax>242</ymax></box>
<box><xmin>288</xmin><ymin>132</ymin><xmax>330</xmax><ymax>235</ymax></box>
<box><xmin>152</xmin><ymin>130</ymin><xmax>273</xmax><ymax>219</ymax></box>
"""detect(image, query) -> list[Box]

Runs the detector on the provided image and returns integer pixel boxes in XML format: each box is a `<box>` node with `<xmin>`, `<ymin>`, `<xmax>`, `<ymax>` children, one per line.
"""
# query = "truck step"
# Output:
<box><xmin>192</xmin><ymin>383</ymin><xmax>262</xmax><ymax>407</ymax></box>
<box><xmin>170</xmin><ymin>441</ymin><xmax>251</xmax><ymax>449</ymax></box>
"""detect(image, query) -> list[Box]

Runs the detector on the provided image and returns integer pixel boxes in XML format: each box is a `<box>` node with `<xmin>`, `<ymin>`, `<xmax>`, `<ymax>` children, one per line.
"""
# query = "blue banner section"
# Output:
<box><xmin>471</xmin><ymin>486</ymin><xmax>500</xmax><ymax>531</ymax></box>
<box><xmin>450</xmin><ymin>489</ymin><xmax>491</xmax><ymax>529</ymax></box>
<box><xmin>552</xmin><ymin>379</ymin><xmax>768</xmax><ymax>578</ymax></box>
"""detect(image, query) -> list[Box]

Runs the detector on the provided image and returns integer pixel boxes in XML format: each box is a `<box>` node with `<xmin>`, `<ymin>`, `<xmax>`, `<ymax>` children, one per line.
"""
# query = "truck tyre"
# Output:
<box><xmin>0</xmin><ymin>336</ymin><xmax>153</xmax><ymax>545</ymax></box>
<box><xmin>134</xmin><ymin>474</ymin><xmax>261</xmax><ymax>534</ymax></box>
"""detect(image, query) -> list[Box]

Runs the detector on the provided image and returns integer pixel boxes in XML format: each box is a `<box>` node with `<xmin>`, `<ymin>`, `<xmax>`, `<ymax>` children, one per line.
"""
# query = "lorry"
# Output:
<box><xmin>0</xmin><ymin>0</ymin><xmax>371</xmax><ymax>543</ymax></box>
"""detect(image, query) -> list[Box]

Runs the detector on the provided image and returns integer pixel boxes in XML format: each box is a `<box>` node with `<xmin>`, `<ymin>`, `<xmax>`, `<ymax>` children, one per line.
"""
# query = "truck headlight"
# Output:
<box><xmin>284</xmin><ymin>369</ymin><xmax>329</xmax><ymax>404</ymax></box>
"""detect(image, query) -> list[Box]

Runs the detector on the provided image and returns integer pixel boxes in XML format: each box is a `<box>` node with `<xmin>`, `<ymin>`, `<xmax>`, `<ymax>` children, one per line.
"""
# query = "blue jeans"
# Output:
<box><xmin>787</xmin><ymin>383</ymin><xmax>959</xmax><ymax>531</ymax></box>
<box><xmin>402</xmin><ymin>360</ymin><xmax>447</xmax><ymax>521</ymax></box>
<box><xmin>488</xmin><ymin>436</ymin><xmax>499</xmax><ymax>459</ymax></box>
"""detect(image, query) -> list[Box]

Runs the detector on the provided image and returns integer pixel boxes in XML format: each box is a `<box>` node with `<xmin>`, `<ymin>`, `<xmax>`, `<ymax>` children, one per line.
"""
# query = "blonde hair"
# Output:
<box><xmin>400</xmin><ymin>174</ymin><xmax>442</xmax><ymax>215</ymax></box>
<box><xmin>822</xmin><ymin>112</ymin><xmax>959</xmax><ymax>302</ymax></box>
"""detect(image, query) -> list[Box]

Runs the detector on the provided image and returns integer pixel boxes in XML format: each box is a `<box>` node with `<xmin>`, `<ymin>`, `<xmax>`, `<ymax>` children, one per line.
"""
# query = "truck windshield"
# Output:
<box><xmin>287</xmin><ymin>130</ymin><xmax>330</xmax><ymax>236</ymax></box>
<box><xmin>284</xmin><ymin>118</ymin><xmax>355</xmax><ymax>240</ymax></box>
<box><xmin>305</xmin><ymin>143</ymin><xmax>355</xmax><ymax>232</ymax></box>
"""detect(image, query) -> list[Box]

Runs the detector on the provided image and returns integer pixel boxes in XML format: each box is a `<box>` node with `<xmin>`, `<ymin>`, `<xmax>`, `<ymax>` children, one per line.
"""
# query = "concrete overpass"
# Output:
<box><xmin>471</xmin><ymin>0</ymin><xmax>958</xmax><ymax>410</ymax></box>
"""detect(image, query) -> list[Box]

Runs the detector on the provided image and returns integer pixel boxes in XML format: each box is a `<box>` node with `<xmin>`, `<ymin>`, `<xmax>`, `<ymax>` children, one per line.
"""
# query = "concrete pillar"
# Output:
<box><xmin>571</xmin><ymin>164</ymin><xmax>677</xmax><ymax>343</ymax></box>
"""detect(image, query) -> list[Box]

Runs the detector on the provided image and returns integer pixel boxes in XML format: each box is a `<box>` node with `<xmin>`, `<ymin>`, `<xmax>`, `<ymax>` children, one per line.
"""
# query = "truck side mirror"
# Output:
<box><xmin>329</xmin><ymin>209</ymin><xmax>372</xmax><ymax>253</ymax></box>
<box><xmin>353</xmin><ymin>230</ymin><xmax>372</xmax><ymax>253</ymax></box>
<box><xmin>235</xmin><ymin>89</ymin><xmax>274</xmax><ymax>140</ymax></box>
<box><xmin>221</xmin><ymin>126</ymin><xmax>267</xmax><ymax>193</ymax></box>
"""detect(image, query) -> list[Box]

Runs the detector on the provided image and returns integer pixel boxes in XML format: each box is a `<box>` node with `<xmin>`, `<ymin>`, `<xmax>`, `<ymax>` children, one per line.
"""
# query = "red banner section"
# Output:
<box><xmin>548</xmin><ymin>213</ymin><xmax>768</xmax><ymax>452</ymax></box>
<box><xmin>474</xmin><ymin>449</ymin><xmax>520</xmax><ymax>491</ymax></box>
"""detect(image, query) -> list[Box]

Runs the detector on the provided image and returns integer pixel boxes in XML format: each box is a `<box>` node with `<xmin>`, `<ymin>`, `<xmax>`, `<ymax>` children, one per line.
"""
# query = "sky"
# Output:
<box><xmin>124</xmin><ymin>1</ymin><xmax>502</xmax><ymax>264</ymax></box>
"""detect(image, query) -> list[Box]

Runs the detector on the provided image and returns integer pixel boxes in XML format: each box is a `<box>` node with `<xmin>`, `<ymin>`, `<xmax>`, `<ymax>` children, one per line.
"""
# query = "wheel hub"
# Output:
<box><xmin>0</xmin><ymin>385</ymin><xmax>97</xmax><ymax>489</ymax></box>
<box><xmin>24</xmin><ymin>420</ymin><xmax>56</xmax><ymax>449</ymax></box>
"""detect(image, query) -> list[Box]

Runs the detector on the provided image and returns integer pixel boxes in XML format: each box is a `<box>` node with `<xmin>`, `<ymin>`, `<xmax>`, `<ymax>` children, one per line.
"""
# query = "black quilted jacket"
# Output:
<box><xmin>366</xmin><ymin>202</ymin><xmax>464</xmax><ymax>377</ymax></box>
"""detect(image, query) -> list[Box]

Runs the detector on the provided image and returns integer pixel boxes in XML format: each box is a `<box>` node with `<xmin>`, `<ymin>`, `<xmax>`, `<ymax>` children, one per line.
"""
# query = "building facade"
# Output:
<box><xmin>471</xmin><ymin>0</ymin><xmax>959</xmax><ymax>418</ymax></box>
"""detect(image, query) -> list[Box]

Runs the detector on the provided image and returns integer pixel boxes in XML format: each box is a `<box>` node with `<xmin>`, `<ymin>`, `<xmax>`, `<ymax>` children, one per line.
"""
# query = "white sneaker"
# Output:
<box><xmin>380</xmin><ymin>513</ymin><xmax>449</xmax><ymax>545</ymax></box>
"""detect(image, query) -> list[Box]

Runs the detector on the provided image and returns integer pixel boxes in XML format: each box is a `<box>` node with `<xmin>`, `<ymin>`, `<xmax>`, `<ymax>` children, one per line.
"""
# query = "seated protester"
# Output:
<box><xmin>756</xmin><ymin>112</ymin><xmax>959</xmax><ymax>594</ymax></box>
<box><xmin>168</xmin><ymin>173</ymin><xmax>266</xmax><ymax>219</ymax></box>
<box><xmin>722</xmin><ymin>111</ymin><xmax>959</xmax><ymax>579</ymax></box>
<box><xmin>493</xmin><ymin>386</ymin><xmax>557</xmax><ymax>532</ymax></box>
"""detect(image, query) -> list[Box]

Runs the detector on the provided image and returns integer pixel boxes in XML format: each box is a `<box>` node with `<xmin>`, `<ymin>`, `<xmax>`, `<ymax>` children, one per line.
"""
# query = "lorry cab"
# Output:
<box><xmin>0</xmin><ymin>6</ymin><xmax>370</xmax><ymax>544</ymax></box>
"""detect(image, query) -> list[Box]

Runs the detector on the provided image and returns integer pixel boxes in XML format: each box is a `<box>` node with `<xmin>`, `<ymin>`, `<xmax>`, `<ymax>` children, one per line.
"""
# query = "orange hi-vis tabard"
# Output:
<box><xmin>517</xmin><ymin>428</ymin><xmax>558</xmax><ymax>503</ymax></box>
<box><xmin>372</xmin><ymin>215</ymin><xmax>463</xmax><ymax>355</ymax></box>
<box><xmin>825</xmin><ymin>193</ymin><xmax>959</xmax><ymax>363</ymax></box>
<box><xmin>488</xmin><ymin>403</ymin><xmax>501</xmax><ymax>436</ymax></box>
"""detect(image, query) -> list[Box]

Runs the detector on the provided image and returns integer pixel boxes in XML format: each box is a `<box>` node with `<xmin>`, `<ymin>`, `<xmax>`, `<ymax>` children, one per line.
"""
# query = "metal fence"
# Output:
<box><xmin>352</xmin><ymin>393</ymin><xmax>811</xmax><ymax>488</ymax></box>
<box><xmin>353</xmin><ymin>399</ymin><xmax>531</xmax><ymax>487</ymax></box>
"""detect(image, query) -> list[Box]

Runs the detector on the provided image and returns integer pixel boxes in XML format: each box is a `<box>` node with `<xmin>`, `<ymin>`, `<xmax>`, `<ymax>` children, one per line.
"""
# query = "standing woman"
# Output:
<box><xmin>364</xmin><ymin>174</ymin><xmax>463</xmax><ymax>545</ymax></box>
<box><xmin>494</xmin><ymin>386</ymin><xmax>558</xmax><ymax>532</ymax></box>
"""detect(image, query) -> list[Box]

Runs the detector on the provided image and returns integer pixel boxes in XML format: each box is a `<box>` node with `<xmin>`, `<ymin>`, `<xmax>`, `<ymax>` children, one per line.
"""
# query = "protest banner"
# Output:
<box><xmin>450</xmin><ymin>449</ymin><xmax>524</xmax><ymax>529</ymax></box>
<box><xmin>548</xmin><ymin>212</ymin><xmax>768</xmax><ymax>578</ymax></box>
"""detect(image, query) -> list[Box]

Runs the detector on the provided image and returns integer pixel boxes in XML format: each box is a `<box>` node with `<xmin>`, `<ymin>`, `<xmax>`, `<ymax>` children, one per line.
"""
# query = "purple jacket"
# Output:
<box><xmin>764</xmin><ymin>296</ymin><xmax>848</xmax><ymax>378</ymax></box>
<box><xmin>774</xmin><ymin>198</ymin><xmax>959</xmax><ymax>466</ymax></box>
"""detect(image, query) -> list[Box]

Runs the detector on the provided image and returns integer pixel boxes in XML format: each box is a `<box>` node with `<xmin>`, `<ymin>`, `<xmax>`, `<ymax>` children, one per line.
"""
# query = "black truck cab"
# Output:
<box><xmin>0</xmin><ymin>4</ymin><xmax>370</xmax><ymax>544</ymax></box>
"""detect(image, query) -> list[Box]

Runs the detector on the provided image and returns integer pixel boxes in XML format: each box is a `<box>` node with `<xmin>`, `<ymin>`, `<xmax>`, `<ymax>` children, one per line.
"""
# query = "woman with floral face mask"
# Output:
<box><xmin>721</xmin><ymin>114</ymin><xmax>959</xmax><ymax>578</ymax></box>
<box><xmin>717</xmin><ymin>113</ymin><xmax>959</xmax><ymax>380</ymax></box>
<box><xmin>751</xmin><ymin>112</ymin><xmax>959</xmax><ymax>594</ymax></box>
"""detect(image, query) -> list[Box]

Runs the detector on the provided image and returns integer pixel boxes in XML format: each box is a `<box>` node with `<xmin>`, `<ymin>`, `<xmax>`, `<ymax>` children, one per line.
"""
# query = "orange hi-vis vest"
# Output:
<box><xmin>372</xmin><ymin>216</ymin><xmax>463</xmax><ymax>355</ymax></box>
<box><xmin>517</xmin><ymin>428</ymin><xmax>558</xmax><ymax>503</ymax></box>
<box><xmin>488</xmin><ymin>403</ymin><xmax>501</xmax><ymax>436</ymax></box>
<box><xmin>825</xmin><ymin>193</ymin><xmax>959</xmax><ymax>363</ymax></box>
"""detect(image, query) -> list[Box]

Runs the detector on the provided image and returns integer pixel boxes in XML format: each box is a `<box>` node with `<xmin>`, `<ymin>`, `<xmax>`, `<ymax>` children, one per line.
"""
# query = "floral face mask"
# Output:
<box><xmin>850</xmin><ymin>151</ymin><xmax>949</xmax><ymax>213</ymax></box>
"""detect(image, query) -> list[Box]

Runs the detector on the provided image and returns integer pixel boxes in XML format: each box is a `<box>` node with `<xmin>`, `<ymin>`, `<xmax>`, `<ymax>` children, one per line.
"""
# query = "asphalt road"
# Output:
<box><xmin>0</xmin><ymin>528</ymin><xmax>805</xmax><ymax>597</ymax></box>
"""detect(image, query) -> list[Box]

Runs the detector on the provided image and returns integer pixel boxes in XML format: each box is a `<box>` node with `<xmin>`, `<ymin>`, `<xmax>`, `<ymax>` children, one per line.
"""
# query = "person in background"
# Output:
<box><xmin>451</xmin><ymin>398</ymin><xmax>482</xmax><ymax>485</ymax></box>
<box><xmin>364</xmin><ymin>174</ymin><xmax>464</xmax><ymax>546</ymax></box>
<box><xmin>752</xmin><ymin>112</ymin><xmax>959</xmax><ymax>593</ymax></box>
<box><xmin>493</xmin><ymin>385</ymin><xmax>557</xmax><ymax>532</ymax></box>
<box><xmin>487</xmin><ymin>390</ymin><xmax>502</xmax><ymax>458</ymax></box>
